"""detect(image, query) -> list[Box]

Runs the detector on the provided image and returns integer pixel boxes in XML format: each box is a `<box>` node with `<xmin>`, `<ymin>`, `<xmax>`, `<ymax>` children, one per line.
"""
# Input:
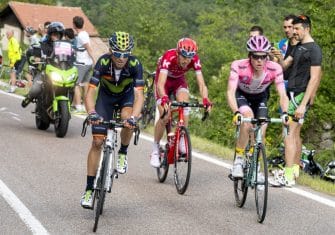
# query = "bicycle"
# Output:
<box><xmin>81</xmin><ymin>112</ymin><xmax>140</xmax><ymax>232</ymax></box>
<box><xmin>229</xmin><ymin>117</ymin><xmax>287</xmax><ymax>223</ymax></box>
<box><xmin>139</xmin><ymin>71</ymin><xmax>156</xmax><ymax>129</ymax></box>
<box><xmin>156</xmin><ymin>101</ymin><xmax>208</xmax><ymax>194</ymax></box>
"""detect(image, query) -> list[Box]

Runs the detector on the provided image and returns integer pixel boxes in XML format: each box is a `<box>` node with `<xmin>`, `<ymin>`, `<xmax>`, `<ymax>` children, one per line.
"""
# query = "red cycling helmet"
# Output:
<box><xmin>177</xmin><ymin>38</ymin><xmax>198</xmax><ymax>58</ymax></box>
<box><xmin>247</xmin><ymin>35</ymin><xmax>271</xmax><ymax>53</ymax></box>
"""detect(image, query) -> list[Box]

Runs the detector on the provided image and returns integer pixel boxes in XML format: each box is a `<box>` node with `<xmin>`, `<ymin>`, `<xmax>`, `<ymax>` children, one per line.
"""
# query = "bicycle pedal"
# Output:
<box><xmin>228</xmin><ymin>173</ymin><xmax>234</xmax><ymax>181</ymax></box>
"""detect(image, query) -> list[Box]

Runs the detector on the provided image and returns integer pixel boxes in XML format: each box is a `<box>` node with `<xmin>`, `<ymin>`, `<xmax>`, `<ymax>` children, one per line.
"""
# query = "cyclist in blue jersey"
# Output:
<box><xmin>80</xmin><ymin>32</ymin><xmax>144</xmax><ymax>208</ymax></box>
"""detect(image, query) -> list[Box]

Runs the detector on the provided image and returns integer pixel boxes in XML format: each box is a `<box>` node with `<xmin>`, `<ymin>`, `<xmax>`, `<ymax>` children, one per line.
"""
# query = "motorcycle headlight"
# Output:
<box><xmin>50</xmin><ymin>72</ymin><xmax>63</xmax><ymax>82</ymax></box>
<box><xmin>67</xmin><ymin>73</ymin><xmax>76</xmax><ymax>82</ymax></box>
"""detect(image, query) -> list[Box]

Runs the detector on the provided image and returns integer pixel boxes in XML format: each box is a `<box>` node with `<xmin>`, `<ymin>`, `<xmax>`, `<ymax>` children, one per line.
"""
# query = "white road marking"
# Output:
<box><xmin>0</xmin><ymin>180</ymin><xmax>49</xmax><ymax>234</ymax></box>
<box><xmin>139</xmin><ymin>133</ymin><xmax>335</xmax><ymax>209</ymax></box>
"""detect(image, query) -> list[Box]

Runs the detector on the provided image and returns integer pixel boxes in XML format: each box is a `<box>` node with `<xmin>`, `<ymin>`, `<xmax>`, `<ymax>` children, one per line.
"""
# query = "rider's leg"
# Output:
<box><xmin>176</xmin><ymin>88</ymin><xmax>190</xmax><ymax>126</ymax></box>
<box><xmin>120</xmin><ymin>106</ymin><xmax>133</xmax><ymax>149</ymax></box>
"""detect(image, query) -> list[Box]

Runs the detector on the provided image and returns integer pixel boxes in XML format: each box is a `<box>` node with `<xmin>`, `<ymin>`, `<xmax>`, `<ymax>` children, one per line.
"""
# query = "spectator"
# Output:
<box><xmin>64</xmin><ymin>28</ymin><xmax>77</xmax><ymax>49</ymax></box>
<box><xmin>278</xmin><ymin>15</ymin><xmax>322</xmax><ymax>187</ymax></box>
<box><xmin>249</xmin><ymin>25</ymin><xmax>264</xmax><ymax>38</ymax></box>
<box><xmin>6</xmin><ymin>29</ymin><xmax>23</xmax><ymax>93</ymax></box>
<box><xmin>72</xmin><ymin>16</ymin><xmax>95</xmax><ymax>113</ymax></box>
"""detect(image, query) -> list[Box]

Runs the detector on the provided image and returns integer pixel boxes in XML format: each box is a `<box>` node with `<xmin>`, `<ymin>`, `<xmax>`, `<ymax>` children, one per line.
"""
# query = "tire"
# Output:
<box><xmin>54</xmin><ymin>100</ymin><xmax>70</xmax><ymax>138</ymax></box>
<box><xmin>233</xmin><ymin>152</ymin><xmax>248</xmax><ymax>208</ymax></box>
<box><xmin>157</xmin><ymin>146</ymin><xmax>169</xmax><ymax>183</ymax></box>
<box><xmin>35</xmin><ymin>99</ymin><xmax>50</xmax><ymax>130</ymax></box>
<box><xmin>174</xmin><ymin>126</ymin><xmax>192</xmax><ymax>195</ymax></box>
<box><xmin>93</xmin><ymin>148</ymin><xmax>110</xmax><ymax>232</ymax></box>
<box><xmin>254</xmin><ymin>143</ymin><xmax>268</xmax><ymax>223</ymax></box>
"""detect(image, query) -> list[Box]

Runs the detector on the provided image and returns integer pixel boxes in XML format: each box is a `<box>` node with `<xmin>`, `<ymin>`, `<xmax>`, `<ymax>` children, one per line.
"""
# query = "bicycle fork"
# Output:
<box><xmin>105</xmin><ymin>129</ymin><xmax>118</xmax><ymax>193</ymax></box>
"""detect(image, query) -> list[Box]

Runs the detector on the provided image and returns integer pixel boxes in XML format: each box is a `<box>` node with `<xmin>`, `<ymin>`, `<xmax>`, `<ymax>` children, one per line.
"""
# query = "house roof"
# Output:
<box><xmin>4</xmin><ymin>1</ymin><xmax>99</xmax><ymax>36</ymax></box>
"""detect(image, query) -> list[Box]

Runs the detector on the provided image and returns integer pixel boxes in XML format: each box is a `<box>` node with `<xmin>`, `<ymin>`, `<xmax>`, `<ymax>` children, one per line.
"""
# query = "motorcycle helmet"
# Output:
<box><xmin>47</xmin><ymin>22</ymin><xmax>65</xmax><ymax>39</ymax></box>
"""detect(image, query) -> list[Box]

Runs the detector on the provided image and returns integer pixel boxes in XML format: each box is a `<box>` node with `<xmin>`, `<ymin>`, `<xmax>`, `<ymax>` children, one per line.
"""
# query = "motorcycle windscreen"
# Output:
<box><xmin>53</xmin><ymin>40</ymin><xmax>73</xmax><ymax>63</ymax></box>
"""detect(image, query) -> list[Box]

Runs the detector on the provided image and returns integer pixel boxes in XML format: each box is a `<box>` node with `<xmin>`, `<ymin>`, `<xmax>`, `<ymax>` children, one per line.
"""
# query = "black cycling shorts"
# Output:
<box><xmin>236</xmin><ymin>89</ymin><xmax>269</xmax><ymax>118</ymax></box>
<box><xmin>92</xmin><ymin>88</ymin><xmax>134</xmax><ymax>135</ymax></box>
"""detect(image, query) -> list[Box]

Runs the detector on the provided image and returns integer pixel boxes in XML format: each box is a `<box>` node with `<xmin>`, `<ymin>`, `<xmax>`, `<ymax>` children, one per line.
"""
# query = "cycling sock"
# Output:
<box><xmin>153</xmin><ymin>142</ymin><xmax>159</xmax><ymax>152</ymax></box>
<box><xmin>86</xmin><ymin>175</ymin><xmax>95</xmax><ymax>191</ymax></box>
<box><xmin>119</xmin><ymin>144</ymin><xmax>129</xmax><ymax>154</ymax></box>
<box><xmin>235</xmin><ymin>147</ymin><xmax>245</xmax><ymax>156</ymax></box>
<box><xmin>284</xmin><ymin>167</ymin><xmax>294</xmax><ymax>180</ymax></box>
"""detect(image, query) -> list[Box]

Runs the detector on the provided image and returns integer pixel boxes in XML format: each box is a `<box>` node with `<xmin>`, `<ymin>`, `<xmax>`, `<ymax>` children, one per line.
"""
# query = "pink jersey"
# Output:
<box><xmin>156</xmin><ymin>49</ymin><xmax>202</xmax><ymax>80</ymax></box>
<box><xmin>229</xmin><ymin>59</ymin><xmax>285</xmax><ymax>94</ymax></box>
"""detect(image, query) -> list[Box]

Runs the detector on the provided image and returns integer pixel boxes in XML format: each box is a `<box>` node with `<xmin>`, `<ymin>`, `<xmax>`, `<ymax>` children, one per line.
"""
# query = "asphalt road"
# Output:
<box><xmin>0</xmin><ymin>91</ymin><xmax>334</xmax><ymax>235</ymax></box>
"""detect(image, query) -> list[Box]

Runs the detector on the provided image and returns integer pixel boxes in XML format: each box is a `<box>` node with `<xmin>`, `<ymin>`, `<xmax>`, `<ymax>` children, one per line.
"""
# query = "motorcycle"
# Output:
<box><xmin>33</xmin><ymin>40</ymin><xmax>78</xmax><ymax>137</ymax></box>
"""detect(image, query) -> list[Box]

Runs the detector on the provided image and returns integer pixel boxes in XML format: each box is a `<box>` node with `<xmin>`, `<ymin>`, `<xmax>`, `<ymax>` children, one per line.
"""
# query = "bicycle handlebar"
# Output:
<box><xmin>240</xmin><ymin>117</ymin><xmax>282</xmax><ymax>125</ymax></box>
<box><xmin>160</xmin><ymin>101</ymin><xmax>209</xmax><ymax>121</ymax></box>
<box><xmin>81</xmin><ymin>117</ymin><xmax>140</xmax><ymax>145</ymax></box>
<box><xmin>236</xmin><ymin>117</ymin><xmax>289</xmax><ymax>138</ymax></box>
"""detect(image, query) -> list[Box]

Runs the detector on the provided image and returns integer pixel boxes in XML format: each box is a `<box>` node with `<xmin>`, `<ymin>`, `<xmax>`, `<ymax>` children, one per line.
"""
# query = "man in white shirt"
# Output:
<box><xmin>72</xmin><ymin>16</ymin><xmax>95</xmax><ymax>113</ymax></box>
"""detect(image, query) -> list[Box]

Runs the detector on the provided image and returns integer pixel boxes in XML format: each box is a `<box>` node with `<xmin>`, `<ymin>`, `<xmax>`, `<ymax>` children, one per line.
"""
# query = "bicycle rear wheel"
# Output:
<box><xmin>174</xmin><ymin>126</ymin><xmax>191</xmax><ymax>194</ymax></box>
<box><xmin>233</xmin><ymin>152</ymin><xmax>248</xmax><ymax>208</ymax></box>
<box><xmin>157</xmin><ymin>146</ymin><xmax>169</xmax><ymax>182</ymax></box>
<box><xmin>93</xmin><ymin>148</ymin><xmax>110</xmax><ymax>232</ymax></box>
<box><xmin>254</xmin><ymin>143</ymin><xmax>268</xmax><ymax>223</ymax></box>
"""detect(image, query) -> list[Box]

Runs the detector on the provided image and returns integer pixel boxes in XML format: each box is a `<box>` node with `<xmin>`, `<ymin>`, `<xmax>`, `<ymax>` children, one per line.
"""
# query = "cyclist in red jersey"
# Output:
<box><xmin>150</xmin><ymin>38</ymin><xmax>212</xmax><ymax>167</ymax></box>
<box><xmin>227</xmin><ymin>35</ymin><xmax>289</xmax><ymax>178</ymax></box>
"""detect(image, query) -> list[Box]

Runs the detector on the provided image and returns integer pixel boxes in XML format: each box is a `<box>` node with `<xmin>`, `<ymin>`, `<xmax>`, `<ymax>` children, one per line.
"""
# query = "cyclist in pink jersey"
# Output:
<box><xmin>150</xmin><ymin>38</ymin><xmax>212</xmax><ymax>168</ymax></box>
<box><xmin>227</xmin><ymin>35</ymin><xmax>289</xmax><ymax>178</ymax></box>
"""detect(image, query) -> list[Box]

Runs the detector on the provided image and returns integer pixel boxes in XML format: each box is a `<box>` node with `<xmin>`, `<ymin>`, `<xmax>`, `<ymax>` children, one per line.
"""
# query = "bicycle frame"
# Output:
<box><xmin>239</xmin><ymin>117</ymin><xmax>283</xmax><ymax>187</ymax></box>
<box><xmin>94</xmin><ymin>126</ymin><xmax>119</xmax><ymax>192</ymax></box>
<box><xmin>166</xmin><ymin>105</ymin><xmax>185</xmax><ymax>164</ymax></box>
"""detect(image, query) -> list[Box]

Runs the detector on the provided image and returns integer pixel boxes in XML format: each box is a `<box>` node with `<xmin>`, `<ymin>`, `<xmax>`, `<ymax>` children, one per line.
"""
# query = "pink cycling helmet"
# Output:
<box><xmin>247</xmin><ymin>35</ymin><xmax>271</xmax><ymax>53</ymax></box>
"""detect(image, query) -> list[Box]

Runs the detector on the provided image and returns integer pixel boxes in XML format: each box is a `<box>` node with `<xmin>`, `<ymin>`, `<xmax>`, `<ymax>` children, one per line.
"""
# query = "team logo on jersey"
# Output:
<box><xmin>162</xmin><ymin>59</ymin><xmax>171</xmax><ymax>68</ymax></box>
<box><xmin>194</xmin><ymin>60</ymin><xmax>201</xmax><ymax>69</ymax></box>
<box><xmin>101</xmin><ymin>58</ymin><xmax>110</xmax><ymax>66</ymax></box>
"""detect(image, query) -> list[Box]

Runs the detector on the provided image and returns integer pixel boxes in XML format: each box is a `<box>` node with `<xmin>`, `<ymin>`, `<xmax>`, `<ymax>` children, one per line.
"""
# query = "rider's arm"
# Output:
<box><xmin>132</xmin><ymin>88</ymin><xmax>144</xmax><ymax>118</ymax></box>
<box><xmin>273</xmin><ymin>64</ymin><xmax>289</xmax><ymax>113</ymax></box>
<box><xmin>156</xmin><ymin>71</ymin><xmax>168</xmax><ymax>98</ymax></box>
<box><xmin>85</xmin><ymin>85</ymin><xmax>96</xmax><ymax>114</ymax></box>
<box><xmin>195</xmin><ymin>72</ymin><xmax>209</xmax><ymax>99</ymax></box>
<box><xmin>227</xmin><ymin>62</ymin><xmax>239</xmax><ymax>113</ymax></box>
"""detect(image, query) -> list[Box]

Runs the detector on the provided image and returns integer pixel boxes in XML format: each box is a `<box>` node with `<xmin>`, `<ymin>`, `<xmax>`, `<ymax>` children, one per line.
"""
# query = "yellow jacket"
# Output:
<box><xmin>8</xmin><ymin>36</ymin><xmax>21</xmax><ymax>67</ymax></box>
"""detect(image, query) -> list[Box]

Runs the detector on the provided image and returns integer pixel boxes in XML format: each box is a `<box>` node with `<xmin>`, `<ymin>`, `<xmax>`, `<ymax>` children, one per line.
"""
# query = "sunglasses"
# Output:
<box><xmin>297</xmin><ymin>15</ymin><xmax>307</xmax><ymax>20</ymax></box>
<box><xmin>112</xmin><ymin>50</ymin><xmax>130</xmax><ymax>59</ymax></box>
<box><xmin>179</xmin><ymin>49</ymin><xmax>196</xmax><ymax>58</ymax></box>
<box><xmin>251</xmin><ymin>54</ymin><xmax>267</xmax><ymax>60</ymax></box>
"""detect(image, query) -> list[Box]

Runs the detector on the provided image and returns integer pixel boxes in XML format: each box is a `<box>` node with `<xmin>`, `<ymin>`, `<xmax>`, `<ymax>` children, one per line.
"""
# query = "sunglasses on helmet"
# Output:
<box><xmin>112</xmin><ymin>50</ymin><xmax>131</xmax><ymax>59</ymax></box>
<box><xmin>179</xmin><ymin>48</ymin><xmax>196</xmax><ymax>58</ymax></box>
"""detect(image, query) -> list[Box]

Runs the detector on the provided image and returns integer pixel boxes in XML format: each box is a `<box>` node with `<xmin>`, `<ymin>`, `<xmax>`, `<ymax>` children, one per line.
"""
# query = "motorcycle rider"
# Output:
<box><xmin>21</xmin><ymin>22</ymin><xmax>67</xmax><ymax>108</ymax></box>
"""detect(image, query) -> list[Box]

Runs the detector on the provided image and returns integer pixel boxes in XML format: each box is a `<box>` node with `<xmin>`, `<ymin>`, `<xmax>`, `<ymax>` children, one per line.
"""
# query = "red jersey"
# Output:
<box><xmin>155</xmin><ymin>49</ymin><xmax>202</xmax><ymax>80</ymax></box>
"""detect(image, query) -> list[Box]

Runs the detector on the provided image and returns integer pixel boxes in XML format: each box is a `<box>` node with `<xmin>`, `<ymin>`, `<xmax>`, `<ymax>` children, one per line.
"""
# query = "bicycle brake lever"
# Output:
<box><xmin>133</xmin><ymin>127</ymin><xmax>140</xmax><ymax>145</ymax></box>
<box><xmin>201</xmin><ymin>111</ymin><xmax>209</xmax><ymax>121</ymax></box>
<box><xmin>81</xmin><ymin>117</ymin><xmax>89</xmax><ymax>137</ymax></box>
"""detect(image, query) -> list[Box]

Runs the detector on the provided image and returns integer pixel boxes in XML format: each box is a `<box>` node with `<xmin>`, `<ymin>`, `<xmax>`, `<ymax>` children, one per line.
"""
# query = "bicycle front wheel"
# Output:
<box><xmin>254</xmin><ymin>143</ymin><xmax>268</xmax><ymax>223</ymax></box>
<box><xmin>93</xmin><ymin>147</ymin><xmax>110</xmax><ymax>232</ymax></box>
<box><xmin>157</xmin><ymin>146</ymin><xmax>169</xmax><ymax>182</ymax></box>
<box><xmin>174</xmin><ymin>126</ymin><xmax>191</xmax><ymax>195</ymax></box>
<box><xmin>233</xmin><ymin>153</ymin><xmax>248</xmax><ymax>208</ymax></box>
